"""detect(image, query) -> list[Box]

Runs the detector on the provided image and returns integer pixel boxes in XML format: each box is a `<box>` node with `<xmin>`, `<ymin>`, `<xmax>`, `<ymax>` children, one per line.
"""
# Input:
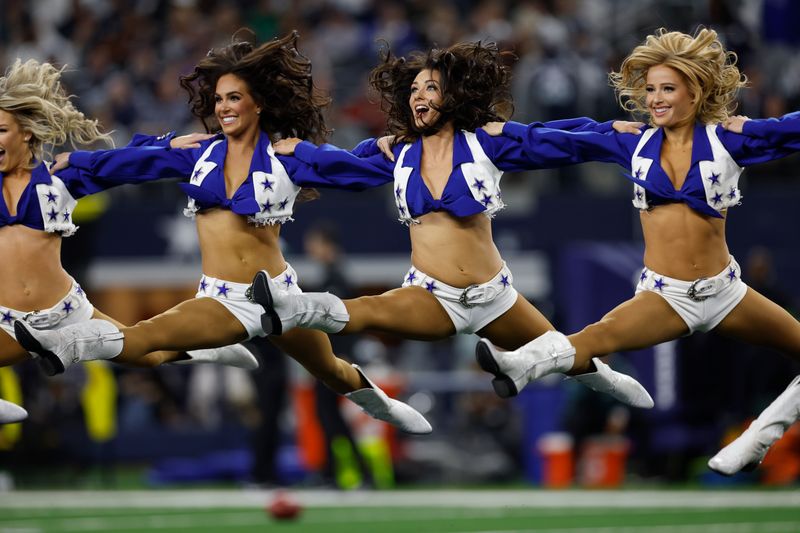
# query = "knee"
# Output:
<box><xmin>574</xmin><ymin>320</ymin><xmax>616</xmax><ymax>356</ymax></box>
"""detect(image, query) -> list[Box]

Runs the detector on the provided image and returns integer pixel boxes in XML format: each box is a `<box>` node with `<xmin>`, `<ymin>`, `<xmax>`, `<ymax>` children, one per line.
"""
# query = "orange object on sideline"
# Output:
<box><xmin>537</xmin><ymin>432</ymin><xmax>574</xmax><ymax>488</ymax></box>
<box><xmin>292</xmin><ymin>384</ymin><xmax>326</xmax><ymax>470</ymax></box>
<box><xmin>577</xmin><ymin>436</ymin><xmax>629</xmax><ymax>488</ymax></box>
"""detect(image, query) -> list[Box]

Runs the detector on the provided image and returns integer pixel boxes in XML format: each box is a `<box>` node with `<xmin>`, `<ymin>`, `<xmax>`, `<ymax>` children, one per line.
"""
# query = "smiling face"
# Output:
<box><xmin>214</xmin><ymin>73</ymin><xmax>262</xmax><ymax>138</ymax></box>
<box><xmin>409</xmin><ymin>68</ymin><xmax>443</xmax><ymax>130</ymax></box>
<box><xmin>645</xmin><ymin>64</ymin><xmax>697</xmax><ymax>128</ymax></box>
<box><xmin>0</xmin><ymin>110</ymin><xmax>31</xmax><ymax>173</ymax></box>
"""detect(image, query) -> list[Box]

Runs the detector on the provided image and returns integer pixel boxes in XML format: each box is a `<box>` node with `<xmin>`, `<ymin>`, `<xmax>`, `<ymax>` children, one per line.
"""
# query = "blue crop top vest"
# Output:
<box><xmin>501</xmin><ymin>111</ymin><xmax>800</xmax><ymax>218</ymax></box>
<box><xmin>0</xmin><ymin>132</ymin><xmax>175</xmax><ymax>236</ymax></box>
<box><xmin>289</xmin><ymin>117</ymin><xmax>617</xmax><ymax>224</ymax></box>
<box><xmin>68</xmin><ymin>130</ymin><xmax>331</xmax><ymax>226</ymax></box>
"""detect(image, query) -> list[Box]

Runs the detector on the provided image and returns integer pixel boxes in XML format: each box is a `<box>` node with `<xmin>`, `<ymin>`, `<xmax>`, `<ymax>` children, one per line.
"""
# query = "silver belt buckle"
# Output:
<box><xmin>23</xmin><ymin>311</ymin><xmax>64</xmax><ymax>329</ymax></box>
<box><xmin>458</xmin><ymin>284</ymin><xmax>479</xmax><ymax>309</ymax></box>
<box><xmin>687</xmin><ymin>277</ymin><xmax>712</xmax><ymax>302</ymax></box>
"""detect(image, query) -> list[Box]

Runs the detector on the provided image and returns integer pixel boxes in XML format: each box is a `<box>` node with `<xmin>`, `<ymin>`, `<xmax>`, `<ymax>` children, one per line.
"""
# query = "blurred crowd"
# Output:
<box><xmin>2</xmin><ymin>0</ymin><xmax>800</xmax><ymax>489</ymax></box>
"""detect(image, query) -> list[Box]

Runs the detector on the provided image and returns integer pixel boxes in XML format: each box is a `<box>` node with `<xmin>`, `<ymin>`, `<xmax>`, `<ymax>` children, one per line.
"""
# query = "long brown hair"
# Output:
<box><xmin>369</xmin><ymin>41</ymin><xmax>515</xmax><ymax>143</ymax></box>
<box><xmin>180</xmin><ymin>30</ymin><xmax>328</xmax><ymax>201</ymax></box>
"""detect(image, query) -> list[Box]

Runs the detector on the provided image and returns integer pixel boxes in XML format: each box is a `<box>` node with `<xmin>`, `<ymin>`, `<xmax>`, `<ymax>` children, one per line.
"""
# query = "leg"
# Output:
<box><xmin>708</xmin><ymin>288</ymin><xmax>800</xmax><ymax>475</ymax></box>
<box><xmin>250</xmin><ymin>271</ymin><xmax>454</xmax><ymax>340</ymax></box>
<box><xmin>340</xmin><ymin>286</ymin><xmax>455</xmax><ymax>339</ymax></box>
<box><xmin>476</xmin><ymin>292</ymin><xmax>686</xmax><ymax>401</ymax></box>
<box><xmin>91</xmin><ymin>309</ymin><xmax>180</xmax><ymax>368</ymax></box>
<box><xmin>269</xmin><ymin>328</ymin><xmax>430</xmax><ymax>434</ymax></box>
<box><xmin>15</xmin><ymin>298</ymin><xmax>249</xmax><ymax>375</ymax></box>
<box><xmin>476</xmin><ymin>294</ymin><xmax>554</xmax><ymax>349</ymax></box>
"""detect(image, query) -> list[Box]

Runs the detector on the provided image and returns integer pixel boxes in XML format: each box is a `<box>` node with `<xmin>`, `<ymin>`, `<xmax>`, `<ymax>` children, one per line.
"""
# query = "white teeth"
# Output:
<box><xmin>415</xmin><ymin>105</ymin><xmax>428</xmax><ymax>113</ymax></box>
<box><xmin>221</xmin><ymin>116</ymin><xmax>236</xmax><ymax>124</ymax></box>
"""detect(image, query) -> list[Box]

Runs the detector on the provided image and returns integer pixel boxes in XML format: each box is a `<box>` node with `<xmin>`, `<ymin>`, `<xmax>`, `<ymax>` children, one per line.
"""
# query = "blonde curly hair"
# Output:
<box><xmin>0</xmin><ymin>59</ymin><xmax>112</xmax><ymax>168</ymax></box>
<box><xmin>609</xmin><ymin>28</ymin><xmax>747</xmax><ymax>125</ymax></box>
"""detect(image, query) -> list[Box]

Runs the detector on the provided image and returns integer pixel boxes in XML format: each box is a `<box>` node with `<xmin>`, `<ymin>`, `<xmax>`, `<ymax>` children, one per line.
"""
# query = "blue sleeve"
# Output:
<box><xmin>126</xmin><ymin>131</ymin><xmax>176</xmax><ymax>148</ymax></box>
<box><xmin>350</xmin><ymin>138</ymin><xmax>380</xmax><ymax>157</ymax></box>
<box><xmin>719</xmin><ymin>112</ymin><xmax>800</xmax><ymax>166</ymax></box>
<box><xmin>540</xmin><ymin>117</ymin><xmax>616</xmax><ymax>133</ymax></box>
<box><xmin>478</xmin><ymin>121</ymin><xmax>633</xmax><ymax>172</ymax></box>
<box><xmin>59</xmin><ymin>145</ymin><xmax>198</xmax><ymax>198</ymax></box>
<box><xmin>281</xmin><ymin>141</ymin><xmax>395</xmax><ymax>190</ymax></box>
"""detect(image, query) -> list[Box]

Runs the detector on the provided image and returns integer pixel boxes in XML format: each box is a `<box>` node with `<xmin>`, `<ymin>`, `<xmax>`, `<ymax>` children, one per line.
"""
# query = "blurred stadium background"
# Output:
<box><xmin>2</xmin><ymin>0</ymin><xmax>800</xmax><ymax>531</ymax></box>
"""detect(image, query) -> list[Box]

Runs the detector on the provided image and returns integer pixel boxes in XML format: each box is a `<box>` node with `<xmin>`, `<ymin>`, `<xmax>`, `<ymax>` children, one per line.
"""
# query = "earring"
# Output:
<box><xmin>257</xmin><ymin>110</ymin><xmax>261</xmax><ymax>115</ymax></box>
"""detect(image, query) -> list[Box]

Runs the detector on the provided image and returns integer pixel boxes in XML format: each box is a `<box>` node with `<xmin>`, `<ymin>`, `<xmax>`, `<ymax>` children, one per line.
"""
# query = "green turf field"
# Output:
<box><xmin>0</xmin><ymin>490</ymin><xmax>798</xmax><ymax>532</ymax></box>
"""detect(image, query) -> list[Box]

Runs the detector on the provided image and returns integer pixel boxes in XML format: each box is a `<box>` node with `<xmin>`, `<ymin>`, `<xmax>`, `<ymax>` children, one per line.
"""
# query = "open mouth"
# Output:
<box><xmin>652</xmin><ymin>107</ymin><xmax>670</xmax><ymax>117</ymax></box>
<box><xmin>220</xmin><ymin>116</ymin><xmax>237</xmax><ymax>125</ymax></box>
<box><xmin>414</xmin><ymin>104</ymin><xmax>430</xmax><ymax>120</ymax></box>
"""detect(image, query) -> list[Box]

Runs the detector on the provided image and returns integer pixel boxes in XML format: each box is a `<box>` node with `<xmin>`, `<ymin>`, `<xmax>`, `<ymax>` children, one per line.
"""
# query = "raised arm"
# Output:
<box><xmin>275</xmin><ymin>139</ymin><xmax>395</xmax><ymax>191</ymax></box>
<box><xmin>719</xmin><ymin>111</ymin><xmax>800</xmax><ymax>166</ymax></box>
<box><xmin>479</xmin><ymin>120</ymin><xmax>636</xmax><ymax>172</ymax></box>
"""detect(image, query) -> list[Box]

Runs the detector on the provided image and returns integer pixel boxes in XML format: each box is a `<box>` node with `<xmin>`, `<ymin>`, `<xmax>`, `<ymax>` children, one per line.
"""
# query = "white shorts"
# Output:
<box><xmin>402</xmin><ymin>262</ymin><xmax>518</xmax><ymax>335</ymax></box>
<box><xmin>196</xmin><ymin>264</ymin><xmax>302</xmax><ymax>339</ymax></box>
<box><xmin>0</xmin><ymin>279</ymin><xmax>94</xmax><ymax>339</ymax></box>
<box><xmin>635</xmin><ymin>257</ymin><xmax>748</xmax><ymax>334</ymax></box>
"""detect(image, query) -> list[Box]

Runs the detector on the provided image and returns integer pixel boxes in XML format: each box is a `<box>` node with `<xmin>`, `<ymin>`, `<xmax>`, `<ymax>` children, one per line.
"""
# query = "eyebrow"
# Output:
<box><xmin>411</xmin><ymin>79</ymin><xmax>439</xmax><ymax>86</ymax></box>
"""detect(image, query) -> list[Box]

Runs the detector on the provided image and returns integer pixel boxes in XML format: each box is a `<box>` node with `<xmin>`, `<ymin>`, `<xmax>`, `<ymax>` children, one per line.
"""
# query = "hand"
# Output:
<box><xmin>612</xmin><ymin>120</ymin><xmax>645</xmax><ymax>134</ymax></box>
<box><xmin>50</xmin><ymin>152</ymin><xmax>71</xmax><ymax>174</ymax></box>
<box><xmin>481</xmin><ymin>122</ymin><xmax>506</xmax><ymax>136</ymax></box>
<box><xmin>721</xmin><ymin>115</ymin><xmax>749</xmax><ymax>134</ymax></box>
<box><xmin>273</xmin><ymin>138</ymin><xmax>302</xmax><ymax>155</ymax></box>
<box><xmin>377</xmin><ymin>135</ymin><xmax>395</xmax><ymax>161</ymax></box>
<box><xmin>170</xmin><ymin>132</ymin><xmax>215</xmax><ymax>149</ymax></box>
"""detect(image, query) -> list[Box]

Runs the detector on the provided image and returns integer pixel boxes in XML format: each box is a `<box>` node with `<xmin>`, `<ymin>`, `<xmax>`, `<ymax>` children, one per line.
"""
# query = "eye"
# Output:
<box><xmin>645</xmin><ymin>87</ymin><xmax>654</xmax><ymax>93</ymax></box>
<box><xmin>664</xmin><ymin>86</ymin><xmax>674</xmax><ymax>92</ymax></box>
<box><xmin>410</xmin><ymin>87</ymin><xmax>418</xmax><ymax>95</ymax></box>
<box><xmin>230</xmin><ymin>95</ymin><xmax>240</xmax><ymax>101</ymax></box>
<box><xmin>214</xmin><ymin>95</ymin><xmax>222</xmax><ymax>103</ymax></box>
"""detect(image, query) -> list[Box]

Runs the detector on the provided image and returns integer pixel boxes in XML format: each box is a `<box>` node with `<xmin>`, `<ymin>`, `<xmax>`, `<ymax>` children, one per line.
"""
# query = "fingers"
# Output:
<box><xmin>481</xmin><ymin>122</ymin><xmax>505</xmax><ymax>136</ymax></box>
<box><xmin>50</xmin><ymin>153</ymin><xmax>70</xmax><ymax>174</ymax></box>
<box><xmin>377</xmin><ymin>136</ymin><xmax>395</xmax><ymax>161</ymax></box>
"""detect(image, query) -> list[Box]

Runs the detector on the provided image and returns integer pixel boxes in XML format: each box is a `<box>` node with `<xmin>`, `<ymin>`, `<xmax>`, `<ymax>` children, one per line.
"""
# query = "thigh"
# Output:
<box><xmin>345</xmin><ymin>286</ymin><xmax>456</xmax><ymax>340</ymax></box>
<box><xmin>477</xmin><ymin>294</ymin><xmax>555</xmax><ymax>350</ymax></box>
<box><xmin>715</xmin><ymin>287</ymin><xmax>800</xmax><ymax>357</ymax></box>
<box><xmin>126</xmin><ymin>297</ymin><xmax>249</xmax><ymax>353</ymax></box>
<box><xmin>0</xmin><ymin>329</ymin><xmax>29</xmax><ymax>366</ymax></box>
<box><xmin>571</xmin><ymin>291</ymin><xmax>689</xmax><ymax>358</ymax></box>
<box><xmin>92</xmin><ymin>308</ymin><xmax>127</xmax><ymax>329</ymax></box>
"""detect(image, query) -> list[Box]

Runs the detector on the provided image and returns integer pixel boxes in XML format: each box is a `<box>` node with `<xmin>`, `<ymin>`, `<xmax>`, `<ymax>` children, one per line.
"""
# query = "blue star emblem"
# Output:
<box><xmin>47</xmin><ymin>208</ymin><xmax>58</xmax><ymax>221</ymax></box>
<box><xmin>1</xmin><ymin>311</ymin><xmax>12</xmax><ymax>323</ymax></box>
<box><xmin>473</xmin><ymin>179</ymin><xmax>485</xmax><ymax>192</ymax></box>
<box><xmin>45</xmin><ymin>190</ymin><xmax>58</xmax><ymax>203</ymax></box>
<box><xmin>500</xmin><ymin>275</ymin><xmax>510</xmax><ymax>287</ymax></box>
<box><xmin>708</xmin><ymin>173</ymin><xmax>720</xmax><ymax>185</ymax></box>
<box><xmin>199</xmin><ymin>278</ymin><xmax>208</xmax><ymax>292</ymax></box>
<box><xmin>634</xmin><ymin>168</ymin><xmax>643</xmax><ymax>179</ymax></box>
<box><xmin>712</xmin><ymin>193</ymin><xmax>723</xmax><ymax>205</ymax></box>
<box><xmin>62</xmin><ymin>210</ymin><xmax>70</xmax><ymax>221</ymax></box>
<box><xmin>653</xmin><ymin>277</ymin><xmax>666</xmax><ymax>291</ymax></box>
<box><xmin>261</xmin><ymin>199</ymin><xmax>274</xmax><ymax>213</ymax></box>
<box><xmin>261</xmin><ymin>178</ymin><xmax>274</xmax><ymax>191</ymax></box>
<box><xmin>398</xmin><ymin>205</ymin><xmax>406</xmax><ymax>215</ymax></box>
<box><xmin>278</xmin><ymin>197</ymin><xmax>289</xmax><ymax>210</ymax></box>
<box><xmin>62</xmin><ymin>301</ymin><xmax>73</xmax><ymax>314</ymax></box>
<box><xmin>395</xmin><ymin>186</ymin><xmax>403</xmax><ymax>199</ymax></box>
<box><xmin>727</xmin><ymin>268</ymin><xmax>737</xmax><ymax>282</ymax></box>
<box><xmin>425</xmin><ymin>281</ymin><xmax>436</xmax><ymax>293</ymax></box>
<box><xmin>728</xmin><ymin>187</ymin><xmax>737</xmax><ymax>199</ymax></box>
<box><xmin>284</xmin><ymin>274</ymin><xmax>294</xmax><ymax>287</ymax></box>
<box><xmin>635</xmin><ymin>189</ymin><xmax>644</xmax><ymax>200</ymax></box>
<box><xmin>192</xmin><ymin>169</ymin><xmax>203</xmax><ymax>181</ymax></box>
<box><xmin>640</xmin><ymin>269</ymin><xmax>648</xmax><ymax>282</ymax></box>
<box><xmin>75</xmin><ymin>285</ymin><xmax>84</xmax><ymax>295</ymax></box>
<box><xmin>406</xmin><ymin>270</ymin><xmax>416</xmax><ymax>283</ymax></box>
<box><xmin>216</xmin><ymin>283</ymin><xmax>231</xmax><ymax>297</ymax></box>
<box><xmin>481</xmin><ymin>194</ymin><xmax>493</xmax><ymax>207</ymax></box>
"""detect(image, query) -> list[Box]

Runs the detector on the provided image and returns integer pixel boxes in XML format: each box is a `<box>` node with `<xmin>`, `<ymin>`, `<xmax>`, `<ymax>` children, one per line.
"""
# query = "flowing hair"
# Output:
<box><xmin>0</xmin><ymin>59</ymin><xmax>112</xmax><ymax>168</ymax></box>
<box><xmin>609</xmin><ymin>27</ymin><xmax>747</xmax><ymax>125</ymax></box>
<box><xmin>369</xmin><ymin>41</ymin><xmax>515</xmax><ymax>142</ymax></box>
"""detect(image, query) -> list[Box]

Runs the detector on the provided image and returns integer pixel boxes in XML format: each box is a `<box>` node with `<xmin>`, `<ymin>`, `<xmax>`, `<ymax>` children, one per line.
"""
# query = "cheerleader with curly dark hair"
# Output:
<box><xmin>17</xmin><ymin>31</ymin><xmax>431</xmax><ymax>434</ymax></box>
<box><xmin>249</xmin><ymin>40</ymin><xmax>653</xmax><ymax>408</ymax></box>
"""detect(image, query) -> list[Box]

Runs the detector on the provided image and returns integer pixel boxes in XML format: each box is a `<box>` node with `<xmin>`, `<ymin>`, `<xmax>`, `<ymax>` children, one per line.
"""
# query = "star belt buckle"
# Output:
<box><xmin>687</xmin><ymin>277</ymin><xmax>712</xmax><ymax>302</ymax></box>
<box><xmin>458</xmin><ymin>284</ymin><xmax>479</xmax><ymax>309</ymax></box>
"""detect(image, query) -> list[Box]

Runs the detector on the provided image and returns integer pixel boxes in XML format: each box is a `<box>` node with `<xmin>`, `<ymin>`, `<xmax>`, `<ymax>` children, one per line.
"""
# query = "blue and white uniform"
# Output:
<box><xmin>501</xmin><ymin>111</ymin><xmax>800</xmax><ymax>332</ymax></box>
<box><xmin>286</xmin><ymin>118</ymin><xmax>617</xmax><ymax>334</ymax></box>
<box><xmin>68</xmin><ymin>130</ymin><xmax>327</xmax><ymax>337</ymax></box>
<box><xmin>0</xmin><ymin>133</ymin><xmax>176</xmax><ymax>338</ymax></box>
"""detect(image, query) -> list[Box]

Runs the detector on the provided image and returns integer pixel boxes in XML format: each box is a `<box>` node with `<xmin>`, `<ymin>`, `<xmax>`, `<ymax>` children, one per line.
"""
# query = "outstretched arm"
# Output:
<box><xmin>478</xmin><ymin>120</ymin><xmax>636</xmax><ymax>172</ymax></box>
<box><xmin>719</xmin><ymin>111</ymin><xmax>800</xmax><ymax>165</ymax></box>
<box><xmin>56</xmin><ymin>143</ymin><xmax>200</xmax><ymax>198</ymax></box>
<box><xmin>274</xmin><ymin>138</ymin><xmax>395</xmax><ymax>190</ymax></box>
